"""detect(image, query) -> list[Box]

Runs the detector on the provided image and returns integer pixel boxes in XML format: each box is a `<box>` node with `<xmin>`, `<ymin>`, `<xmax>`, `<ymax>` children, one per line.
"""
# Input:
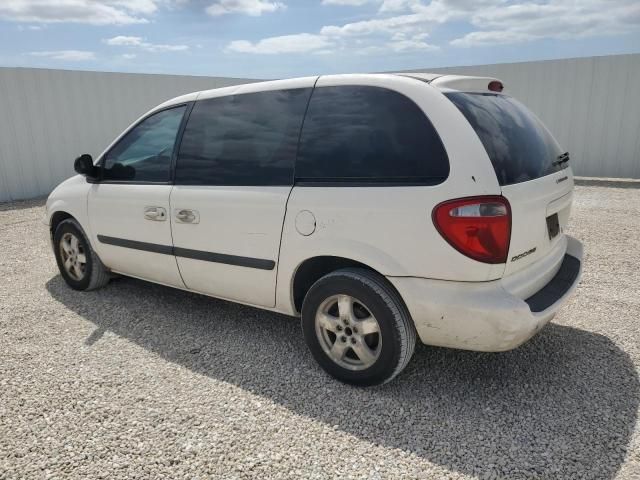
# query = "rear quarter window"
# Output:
<box><xmin>445</xmin><ymin>92</ymin><xmax>565</xmax><ymax>186</ymax></box>
<box><xmin>296</xmin><ymin>85</ymin><xmax>449</xmax><ymax>185</ymax></box>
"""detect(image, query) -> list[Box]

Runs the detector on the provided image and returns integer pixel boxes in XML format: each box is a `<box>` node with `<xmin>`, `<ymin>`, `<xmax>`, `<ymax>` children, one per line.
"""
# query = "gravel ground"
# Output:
<box><xmin>1</xmin><ymin>185</ymin><xmax>639</xmax><ymax>480</ymax></box>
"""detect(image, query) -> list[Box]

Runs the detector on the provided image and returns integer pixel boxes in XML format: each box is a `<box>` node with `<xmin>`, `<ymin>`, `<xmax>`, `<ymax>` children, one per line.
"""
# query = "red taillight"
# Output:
<box><xmin>488</xmin><ymin>80</ymin><xmax>504</xmax><ymax>92</ymax></box>
<box><xmin>432</xmin><ymin>196</ymin><xmax>511</xmax><ymax>264</ymax></box>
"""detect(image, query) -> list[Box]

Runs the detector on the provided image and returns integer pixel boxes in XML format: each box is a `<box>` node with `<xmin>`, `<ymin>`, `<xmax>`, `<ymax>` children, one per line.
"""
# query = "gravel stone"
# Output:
<box><xmin>0</xmin><ymin>185</ymin><xmax>639</xmax><ymax>479</ymax></box>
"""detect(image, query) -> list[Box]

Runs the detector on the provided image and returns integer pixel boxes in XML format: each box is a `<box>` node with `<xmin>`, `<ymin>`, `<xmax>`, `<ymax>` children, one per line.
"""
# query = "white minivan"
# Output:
<box><xmin>46</xmin><ymin>73</ymin><xmax>583</xmax><ymax>385</ymax></box>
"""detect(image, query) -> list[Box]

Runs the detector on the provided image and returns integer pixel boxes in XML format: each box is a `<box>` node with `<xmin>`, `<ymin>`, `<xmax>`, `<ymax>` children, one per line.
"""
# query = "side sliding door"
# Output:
<box><xmin>170</xmin><ymin>81</ymin><xmax>314</xmax><ymax>307</ymax></box>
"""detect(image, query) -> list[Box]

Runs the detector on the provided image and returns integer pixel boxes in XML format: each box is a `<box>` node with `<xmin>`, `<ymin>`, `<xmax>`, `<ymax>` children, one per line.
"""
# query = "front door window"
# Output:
<box><xmin>103</xmin><ymin>106</ymin><xmax>187</xmax><ymax>182</ymax></box>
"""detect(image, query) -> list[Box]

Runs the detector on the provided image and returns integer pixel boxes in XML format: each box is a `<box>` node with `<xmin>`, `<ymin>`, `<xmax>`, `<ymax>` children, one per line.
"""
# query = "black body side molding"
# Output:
<box><xmin>97</xmin><ymin>235</ymin><xmax>275</xmax><ymax>271</ymax></box>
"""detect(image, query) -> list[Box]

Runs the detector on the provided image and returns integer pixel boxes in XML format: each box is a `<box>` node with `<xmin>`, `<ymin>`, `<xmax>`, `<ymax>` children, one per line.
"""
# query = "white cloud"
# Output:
<box><xmin>320</xmin><ymin>13</ymin><xmax>425</xmax><ymax>37</ymax></box>
<box><xmin>321</xmin><ymin>0</ymin><xmax>373</xmax><ymax>5</ymax></box>
<box><xmin>239</xmin><ymin>0</ymin><xmax>640</xmax><ymax>56</ymax></box>
<box><xmin>206</xmin><ymin>0</ymin><xmax>285</xmax><ymax>16</ymax></box>
<box><xmin>317</xmin><ymin>0</ymin><xmax>639</xmax><ymax>47</ymax></box>
<box><xmin>388</xmin><ymin>33</ymin><xmax>437</xmax><ymax>51</ymax></box>
<box><xmin>226</xmin><ymin>0</ymin><xmax>440</xmax><ymax>56</ymax></box>
<box><xmin>110</xmin><ymin>0</ymin><xmax>159</xmax><ymax>15</ymax></box>
<box><xmin>140</xmin><ymin>43</ymin><xmax>189</xmax><ymax>52</ymax></box>
<box><xmin>320</xmin><ymin>0</ymin><xmax>417</xmax><ymax>9</ymax></box>
<box><xmin>17</xmin><ymin>24</ymin><xmax>43</xmax><ymax>30</ymax></box>
<box><xmin>451</xmin><ymin>30</ymin><xmax>533</xmax><ymax>47</ymax></box>
<box><xmin>225</xmin><ymin>29</ymin><xmax>437</xmax><ymax>55</ymax></box>
<box><xmin>0</xmin><ymin>0</ymin><xmax>159</xmax><ymax>25</ymax></box>
<box><xmin>30</xmin><ymin>50</ymin><xmax>96</xmax><ymax>61</ymax></box>
<box><xmin>121</xmin><ymin>53</ymin><xmax>137</xmax><ymax>59</ymax></box>
<box><xmin>452</xmin><ymin>0</ymin><xmax>640</xmax><ymax>47</ymax></box>
<box><xmin>324</xmin><ymin>0</ymin><xmax>639</xmax><ymax>48</ymax></box>
<box><xmin>105</xmin><ymin>35</ymin><xmax>144</xmax><ymax>46</ymax></box>
<box><xmin>104</xmin><ymin>35</ymin><xmax>189</xmax><ymax>52</ymax></box>
<box><xmin>379</xmin><ymin>0</ymin><xmax>421</xmax><ymax>12</ymax></box>
<box><xmin>227</xmin><ymin>33</ymin><xmax>332</xmax><ymax>54</ymax></box>
<box><xmin>318</xmin><ymin>0</ymin><xmax>496</xmax><ymax>39</ymax></box>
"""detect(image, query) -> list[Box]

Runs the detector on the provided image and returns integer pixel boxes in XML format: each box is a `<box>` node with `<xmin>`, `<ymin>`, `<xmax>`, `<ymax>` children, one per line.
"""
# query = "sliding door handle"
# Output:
<box><xmin>175</xmin><ymin>209</ymin><xmax>200</xmax><ymax>224</ymax></box>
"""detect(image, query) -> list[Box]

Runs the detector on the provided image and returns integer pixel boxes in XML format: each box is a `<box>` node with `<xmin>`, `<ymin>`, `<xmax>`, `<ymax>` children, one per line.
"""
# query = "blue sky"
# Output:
<box><xmin>1</xmin><ymin>0</ymin><xmax>639</xmax><ymax>79</ymax></box>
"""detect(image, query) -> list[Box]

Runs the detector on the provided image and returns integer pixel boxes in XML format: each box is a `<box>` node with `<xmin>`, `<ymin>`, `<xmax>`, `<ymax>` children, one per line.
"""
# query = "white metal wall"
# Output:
<box><xmin>0</xmin><ymin>68</ymin><xmax>254</xmax><ymax>202</ymax></box>
<box><xmin>420</xmin><ymin>53</ymin><xmax>640</xmax><ymax>180</ymax></box>
<box><xmin>1</xmin><ymin>54</ymin><xmax>639</xmax><ymax>202</ymax></box>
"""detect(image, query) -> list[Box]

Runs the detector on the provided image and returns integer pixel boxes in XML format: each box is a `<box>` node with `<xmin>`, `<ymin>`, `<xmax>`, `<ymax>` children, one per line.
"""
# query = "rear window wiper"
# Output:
<box><xmin>553</xmin><ymin>152</ymin><xmax>570</xmax><ymax>166</ymax></box>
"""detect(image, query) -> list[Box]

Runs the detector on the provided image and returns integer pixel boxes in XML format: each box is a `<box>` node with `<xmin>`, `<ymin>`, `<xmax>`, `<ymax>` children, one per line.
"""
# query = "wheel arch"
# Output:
<box><xmin>48</xmin><ymin>209</ymin><xmax>94</xmax><ymax>254</ymax></box>
<box><xmin>291</xmin><ymin>256</ymin><xmax>391</xmax><ymax>313</ymax></box>
<box><xmin>49</xmin><ymin>211</ymin><xmax>74</xmax><ymax>238</ymax></box>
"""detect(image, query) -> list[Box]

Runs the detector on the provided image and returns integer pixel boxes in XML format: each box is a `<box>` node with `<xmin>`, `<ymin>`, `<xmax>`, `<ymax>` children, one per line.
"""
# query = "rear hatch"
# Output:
<box><xmin>445</xmin><ymin>91</ymin><xmax>573</xmax><ymax>276</ymax></box>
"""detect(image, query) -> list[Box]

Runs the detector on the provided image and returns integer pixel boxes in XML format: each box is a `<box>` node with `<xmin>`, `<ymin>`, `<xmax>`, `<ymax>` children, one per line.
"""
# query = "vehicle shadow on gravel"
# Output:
<box><xmin>46</xmin><ymin>275</ymin><xmax>639</xmax><ymax>480</ymax></box>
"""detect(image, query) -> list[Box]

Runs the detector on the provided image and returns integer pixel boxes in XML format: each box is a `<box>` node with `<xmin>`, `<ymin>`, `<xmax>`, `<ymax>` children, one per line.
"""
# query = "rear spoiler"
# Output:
<box><xmin>431</xmin><ymin>75</ymin><xmax>504</xmax><ymax>93</ymax></box>
<box><xmin>395</xmin><ymin>73</ymin><xmax>505</xmax><ymax>93</ymax></box>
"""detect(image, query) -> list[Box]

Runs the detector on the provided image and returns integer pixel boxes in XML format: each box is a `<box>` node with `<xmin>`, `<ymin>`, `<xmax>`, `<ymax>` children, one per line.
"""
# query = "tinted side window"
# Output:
<box><xmin>445</xmin><ymin>92</ymin><xmax>564</xmax><ymax>186</ymax></box>
<box><xmin>103</xmin><ymin>106</ymin><xmax>186</xmax><ymax>182</ymax></box>
<box><xmin>296</xmin><ymin>86</ymin><xmax>449</xmax><ymax>184</ymax></box>
<box><xmin>175</xmin><ymin>88</ymin><xmax>312</xmax><ymax>186</ymax></box>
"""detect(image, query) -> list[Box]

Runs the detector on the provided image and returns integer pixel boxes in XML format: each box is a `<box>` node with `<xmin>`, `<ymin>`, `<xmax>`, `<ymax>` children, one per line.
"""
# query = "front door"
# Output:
<box><xmin>169</xmin><ymin>85</ymin><xmax>313</xmax><ymax>307</ymax></box>
<box><xmin>88</xmin><ymin>105</ymin><xmax>188</xmax><ymax>288</ymax></box>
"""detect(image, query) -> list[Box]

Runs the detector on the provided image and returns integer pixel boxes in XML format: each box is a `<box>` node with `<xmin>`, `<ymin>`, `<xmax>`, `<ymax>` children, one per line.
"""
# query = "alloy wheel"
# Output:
<box><xmin>314</xmin><ymin>294</ymin><xmax>382</xmax><ymax>371</ymax></box>
<box><xmin>59</xmin><ymin>232</ymin><xmax>87</xmax><ymax>281</ymax></box>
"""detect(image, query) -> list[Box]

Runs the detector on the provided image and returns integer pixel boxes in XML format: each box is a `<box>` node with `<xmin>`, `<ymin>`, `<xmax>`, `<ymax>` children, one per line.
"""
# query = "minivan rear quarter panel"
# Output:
<box><xmin>275</xmin><ymin>75</ymin><xmax>505</xmax><ymax>315</ymax></box>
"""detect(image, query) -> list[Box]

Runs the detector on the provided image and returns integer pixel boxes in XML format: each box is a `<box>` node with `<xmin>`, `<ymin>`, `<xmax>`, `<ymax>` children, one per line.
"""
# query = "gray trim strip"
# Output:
<box><xmin>97</xmin><ymin>235</ymin><xmax>275</xmax><ymax>271</ymax></box>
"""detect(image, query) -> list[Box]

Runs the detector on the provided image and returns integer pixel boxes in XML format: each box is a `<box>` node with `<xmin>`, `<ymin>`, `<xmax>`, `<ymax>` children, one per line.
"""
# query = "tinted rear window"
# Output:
<box><xmin>445</xmin><ymin>92</ymin><xmax>565</xmax><ymax>186</ymax></box>
<box><xmin>296</xmin><ymin>86</ymin><xmax>449</xmax><ymax>185</ymax></box>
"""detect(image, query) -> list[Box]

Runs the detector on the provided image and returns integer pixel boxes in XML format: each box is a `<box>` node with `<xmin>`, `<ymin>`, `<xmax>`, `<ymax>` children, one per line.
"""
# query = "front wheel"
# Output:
<box><xmin>301</xmin><ymin>268</ymin><xmax>416</xmax><ymax>386</ymax></box>
<box><xmin>53</xmin><ymin>218</ymin><xmax>110</xmax><ymax>291</ymax></box>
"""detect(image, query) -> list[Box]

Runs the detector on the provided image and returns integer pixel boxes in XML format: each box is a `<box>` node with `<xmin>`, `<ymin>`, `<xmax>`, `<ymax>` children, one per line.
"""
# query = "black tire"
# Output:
<box><xmin>53</xmin><ymin>218</ymin><xmax>110</xmax><ymax>291</ymax></box>
<box><xmin>301</xmin><ymin>268</ymin><xmax>416</xmax><ymax>386</ymax></box>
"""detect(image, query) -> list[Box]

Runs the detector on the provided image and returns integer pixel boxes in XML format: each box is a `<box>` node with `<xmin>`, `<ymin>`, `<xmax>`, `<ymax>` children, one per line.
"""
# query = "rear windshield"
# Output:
<box><xmin>445</xmin><ymin>92</ymin><xmax>565</xmax><ymax>186</ymax></box>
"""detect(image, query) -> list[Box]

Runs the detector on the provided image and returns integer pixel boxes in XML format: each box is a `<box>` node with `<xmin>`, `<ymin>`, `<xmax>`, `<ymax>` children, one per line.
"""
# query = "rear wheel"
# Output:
<box><xmin>301</xmin><ymin>268</ymin><xmax>416</xmax><ymax>386</ymax></box>
<box><xmin>53</xmin><ymin>219</ymin><xmax>110</xmax><ymax>291</ymax></box>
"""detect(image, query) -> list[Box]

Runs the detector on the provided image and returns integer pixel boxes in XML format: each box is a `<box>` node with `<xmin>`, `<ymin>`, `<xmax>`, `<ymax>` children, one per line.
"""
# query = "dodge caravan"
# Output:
<box><xmin>46</xmin><ymin>73</ymin><xmax>583</xmax><ymax>385</ymax></box>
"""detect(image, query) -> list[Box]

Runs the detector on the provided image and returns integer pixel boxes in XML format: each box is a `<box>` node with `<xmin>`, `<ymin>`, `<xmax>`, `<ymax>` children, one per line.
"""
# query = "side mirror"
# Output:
<box><xmin>74</xmin><ymin>154</ymin><xmax>98</xmax><ymax>179</ymax></box>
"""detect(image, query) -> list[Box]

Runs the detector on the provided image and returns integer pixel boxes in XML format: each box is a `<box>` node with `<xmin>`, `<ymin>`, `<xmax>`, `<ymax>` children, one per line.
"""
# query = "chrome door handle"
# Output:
<box><xmin>175</xmin><ymin>209</ymin><xmax>199</xmax><ymax>224</ymax></box>
<box><xmin>144</xmin><ymin>206</ymin><xmax>166</xmax><ymax>221</ymax></box>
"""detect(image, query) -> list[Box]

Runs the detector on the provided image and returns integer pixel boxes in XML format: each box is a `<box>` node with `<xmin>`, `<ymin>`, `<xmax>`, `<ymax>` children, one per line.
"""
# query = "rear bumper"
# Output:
<box><xmin>388</xmin><ymin>236</ymin><xmax>583</xmax><ymax>352</ymax></box>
